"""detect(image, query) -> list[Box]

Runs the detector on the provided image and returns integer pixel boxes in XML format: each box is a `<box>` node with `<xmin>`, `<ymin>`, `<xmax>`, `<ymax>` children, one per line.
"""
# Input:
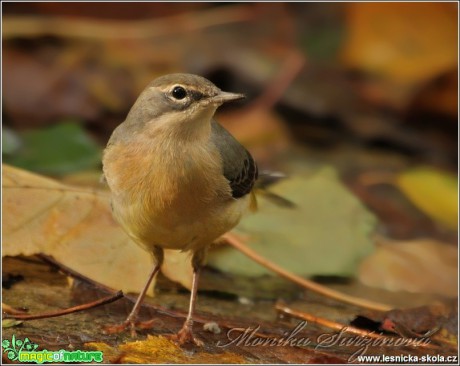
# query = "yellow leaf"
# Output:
<box><xmin>1</xmin><ymin>319</ymin><xmax>22</xmax><ymax>328</ymax></box>
<box><xmin>87</xmin><ymin>335</ymin><xmax>248</xmax><ymax>364</ymax></box>
<box><xmin>396</xmin><ymin>166</ymin><xmax>458</xmax><ymax>230</ymax></box>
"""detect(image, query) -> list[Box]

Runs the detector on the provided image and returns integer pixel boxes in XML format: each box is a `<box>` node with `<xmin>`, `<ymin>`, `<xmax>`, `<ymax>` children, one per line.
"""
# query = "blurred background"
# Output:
<box><xmin>2</xmin><ymin>2</ymin><xmax>458</xmax><ymax>300</ymax></box>
<box><xmin>3</xmin><ymin>2</ymin><xmax>458</xmax><ymax>166</ymax></box>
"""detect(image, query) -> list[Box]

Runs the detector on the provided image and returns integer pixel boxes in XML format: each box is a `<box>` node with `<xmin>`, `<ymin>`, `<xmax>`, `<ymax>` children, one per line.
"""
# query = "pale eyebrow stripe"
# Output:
<box><xmin>153</xmin><ymin>85</ymin><xmax>205</xmax><ymax>95</ymax></box>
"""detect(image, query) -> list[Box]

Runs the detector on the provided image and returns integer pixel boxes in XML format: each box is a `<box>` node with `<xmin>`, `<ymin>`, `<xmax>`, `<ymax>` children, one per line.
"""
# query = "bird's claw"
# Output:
<box><xmin>170</xmin><ymin>325</ymin><xmax>204</xmax><ymax>347</ymax></box>
<box><xmin>104</xmin><ymin>318</ymin><xmax>157</xmax><ymax>337</ymax></box>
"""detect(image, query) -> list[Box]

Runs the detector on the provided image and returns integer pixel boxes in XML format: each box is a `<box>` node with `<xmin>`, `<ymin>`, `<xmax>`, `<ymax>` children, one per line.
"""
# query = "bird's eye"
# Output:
<box><xmin>172</xmin><ymin>86</ymin><xmax>187</xmax><ymax>100</ymax></box>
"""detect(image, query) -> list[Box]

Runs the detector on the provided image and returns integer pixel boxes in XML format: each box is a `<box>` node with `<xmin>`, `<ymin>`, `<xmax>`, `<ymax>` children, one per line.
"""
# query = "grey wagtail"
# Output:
<box><xmin>102</xmin><ymin>73</ymin><xmax>258</xmax><ymax>345</ymax></box>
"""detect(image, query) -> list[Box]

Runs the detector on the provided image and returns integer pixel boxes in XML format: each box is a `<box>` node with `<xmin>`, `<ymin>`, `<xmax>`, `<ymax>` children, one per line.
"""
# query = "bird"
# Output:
<box><xmin>102</xmin><ymin>73</ymin><xmax>258</xmax><ymax>345</ymax></box>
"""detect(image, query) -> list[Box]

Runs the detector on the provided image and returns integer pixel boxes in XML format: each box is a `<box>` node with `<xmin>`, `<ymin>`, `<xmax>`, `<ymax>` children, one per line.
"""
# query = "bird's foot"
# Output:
<box><xmin>104</xmin><ymin>318</ymin><xmax>157</xmax><ymax>337</ymax></box>
<box><xmin>170</xmin><ymin>324</ymin><xmax>204</xmax><ymax>347</ymax></box>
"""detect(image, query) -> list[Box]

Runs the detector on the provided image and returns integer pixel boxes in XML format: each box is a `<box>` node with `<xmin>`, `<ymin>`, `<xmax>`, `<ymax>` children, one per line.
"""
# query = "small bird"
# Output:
<box><xmin>102</xmin><ymin>73</ymin><xmax>258</xmax><ymax>345</ymax></box>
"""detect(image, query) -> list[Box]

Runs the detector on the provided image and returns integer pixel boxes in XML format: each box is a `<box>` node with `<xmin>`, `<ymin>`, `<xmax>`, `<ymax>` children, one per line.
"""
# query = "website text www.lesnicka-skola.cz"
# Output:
<box><xmin>356</xmin><ymin>354</ymin><xmax>458</xmax><ymax>363</ymax></box>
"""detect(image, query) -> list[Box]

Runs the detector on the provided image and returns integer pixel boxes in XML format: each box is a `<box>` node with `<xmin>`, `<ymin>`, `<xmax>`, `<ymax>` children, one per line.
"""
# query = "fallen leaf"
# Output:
<box><xmin>341</xmin><ymin>3</ymin><xmax>458</xmax><ymax>84</ymax></box>
<box><xmin>396</xmin><ymin>166</ymin><xmax>458</xmax><ymax>230</ymax></box>
<box><xmin>358</xmin><ymin>237</ymin><xmax>458</xmax><ymax>297</ymax></box>
<box><xmin>4</xmin><ymin>122</ymin><xmax>102</xmax><ymax>176</ymax></box>
<box><xmin>1</xmin><ymin>319</ymin><xmax>23</xmax><ymax>328</ymax></box>
<box><xmin>357</xmin><ymin>299</ymin><xmax>458</xmax><ymax>344</ymax></box>
<box><xmin>87</xmin><ymin>335</ymin><xmax>248</xmax><ymax>364</ymax></box>
<box><xmin>2</xmin><ymin>164</ymin><xmax>193</xmax><ymax>295</ymax></box>
<box><xmin>208</xmin><ymin>166</ymin><xmax>378</xmax><ymax>277</ymax></box>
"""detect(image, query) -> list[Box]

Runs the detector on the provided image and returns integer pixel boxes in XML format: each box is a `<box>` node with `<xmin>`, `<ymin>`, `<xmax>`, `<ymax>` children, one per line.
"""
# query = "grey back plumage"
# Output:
<box><xmin>211</xmin><ymin>121</ymin><xmax>258</xmax><ymax>198</ymax></box>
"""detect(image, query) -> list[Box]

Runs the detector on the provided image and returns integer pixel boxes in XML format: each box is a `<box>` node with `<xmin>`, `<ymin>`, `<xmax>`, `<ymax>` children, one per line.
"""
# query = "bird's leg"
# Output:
<box><xmin>171</xmin><ymin>248</ymin><xmax>206</xmax><ymax>346</ymax></box>
<box><xmin>104</xmin><ymin>246</ymin><xmax>163</xmax><ymax>337</ymax></box>
<box><xmin>174</xmin><ymin>267</ymin><xmax>203</xmax><ymax>345</ymax></box>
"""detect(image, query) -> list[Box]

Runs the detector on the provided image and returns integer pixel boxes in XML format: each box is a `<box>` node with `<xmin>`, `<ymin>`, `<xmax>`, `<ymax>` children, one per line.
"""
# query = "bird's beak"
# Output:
<box><xmin>209</xmin><ymin>91</ymin><xmax>245</xmax><ymax>105</ymax></box>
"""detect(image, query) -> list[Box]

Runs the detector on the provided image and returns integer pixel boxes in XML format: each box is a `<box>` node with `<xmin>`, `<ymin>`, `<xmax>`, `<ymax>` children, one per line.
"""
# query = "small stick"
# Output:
<box><xmin>223</xmin><ymin>233</ymin><xmax>392</xmax><ymax>312</ymax></box>
<box><xmin>3</xmin><ymin>291</ymin><xmax>124</xmax><ymax>321</ymax></box>
<box><xmin>2</xmin><ymin>303</ymin><xmax>28</xmax><ymax>315</ymax></box>
<box><xmin>276</xmin><ymin>300</ymin><xmax>387</xmax><ymax>340</ymax></box>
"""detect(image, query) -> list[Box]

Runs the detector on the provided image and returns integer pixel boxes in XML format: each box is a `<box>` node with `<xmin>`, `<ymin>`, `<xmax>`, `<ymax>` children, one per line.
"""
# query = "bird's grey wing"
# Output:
<box><xmin>211</xmin><ymin>120</ymin><xmax>258</xmax><ymax>199</ymax></box>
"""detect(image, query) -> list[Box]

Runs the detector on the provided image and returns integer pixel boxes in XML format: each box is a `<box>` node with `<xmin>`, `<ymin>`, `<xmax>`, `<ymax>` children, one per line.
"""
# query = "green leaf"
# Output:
<box><xmin>208</xmin><ymin>166</ymin><xmax>377</xmax><ymax>278</ymax></box>
<box><xmin>4</xmin><ymin>121</ymin><xmax>102</xmax><ymax>175</ymax></box>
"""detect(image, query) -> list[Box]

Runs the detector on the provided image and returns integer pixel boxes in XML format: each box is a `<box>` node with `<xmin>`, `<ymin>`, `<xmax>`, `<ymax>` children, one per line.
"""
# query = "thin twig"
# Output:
<box><xmin>2</xmin><ymin>303</ymin><xmax>28</xmax><ymax>315</ymax></box>
<box><xmin>3</xmin><ymin>291</ymin><xmax>124</xmax><ymax>321</ymax></box>
<box><xmin>276</xmin><ymin>300</ymin><xmax>388</xmax><ymax>340</ymax></box>
<box><xmin>223</xmin><ymin>233</ymin><xmax>392</xmax><ymax>312</ymax></box>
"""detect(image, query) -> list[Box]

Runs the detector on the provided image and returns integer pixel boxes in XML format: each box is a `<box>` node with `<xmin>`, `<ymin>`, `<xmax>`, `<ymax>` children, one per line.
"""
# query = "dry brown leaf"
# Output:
<box><xmin>358</xmin><ymin>237</ymin><xmax>458</xmax><ymax>297</ymax></box>
<box><xmin>2</xmin><ymin>164</ymin><xmax>193</xmax><ymax>295</ymax></box>
<box><xmin>381</xmin><ymin>300</ymin><xmax>458</xmax><ymax>339</ymax></box>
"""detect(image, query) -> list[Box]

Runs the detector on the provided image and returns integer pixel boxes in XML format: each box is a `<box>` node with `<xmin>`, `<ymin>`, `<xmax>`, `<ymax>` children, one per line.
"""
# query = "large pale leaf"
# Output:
<box><xmin>208</xmin><ymin>166</ymin><xmax>377</xmax><ymax>277</ymax></box>
<box><xmin>2</xmin><ymin>164</ymin><xmax>193</xmax><ymax>295</ymax></box>
<box><xmin>359</xmin><ymin>237</ymin><xmax>458</xmax><ymax>297</ymax></box>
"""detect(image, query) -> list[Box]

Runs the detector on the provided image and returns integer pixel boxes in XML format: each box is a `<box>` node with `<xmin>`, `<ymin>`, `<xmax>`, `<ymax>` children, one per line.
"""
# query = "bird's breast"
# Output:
<box><xmin>102</xmin><ymin>136</ymin><xmax>243</xmax><ymax>250</ymax></box>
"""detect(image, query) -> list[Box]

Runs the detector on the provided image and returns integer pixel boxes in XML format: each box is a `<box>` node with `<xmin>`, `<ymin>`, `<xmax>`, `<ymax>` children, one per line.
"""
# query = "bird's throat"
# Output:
<box><xmin>143</xmin><ymin>106</ymin><xmax>216</xmax><ymax>143</ymax></box>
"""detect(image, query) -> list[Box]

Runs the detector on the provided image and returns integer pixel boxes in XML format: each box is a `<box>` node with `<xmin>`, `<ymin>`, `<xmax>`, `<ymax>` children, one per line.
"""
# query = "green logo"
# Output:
<box><xmin>2</xmin><ymin>335</ymin><xmax>103</xmax><ymax>364</ymax></box>
<box><xmin>2</xmin><ymin>335</ymin><xmax>39</xmax><ymax>361</ymax></box>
